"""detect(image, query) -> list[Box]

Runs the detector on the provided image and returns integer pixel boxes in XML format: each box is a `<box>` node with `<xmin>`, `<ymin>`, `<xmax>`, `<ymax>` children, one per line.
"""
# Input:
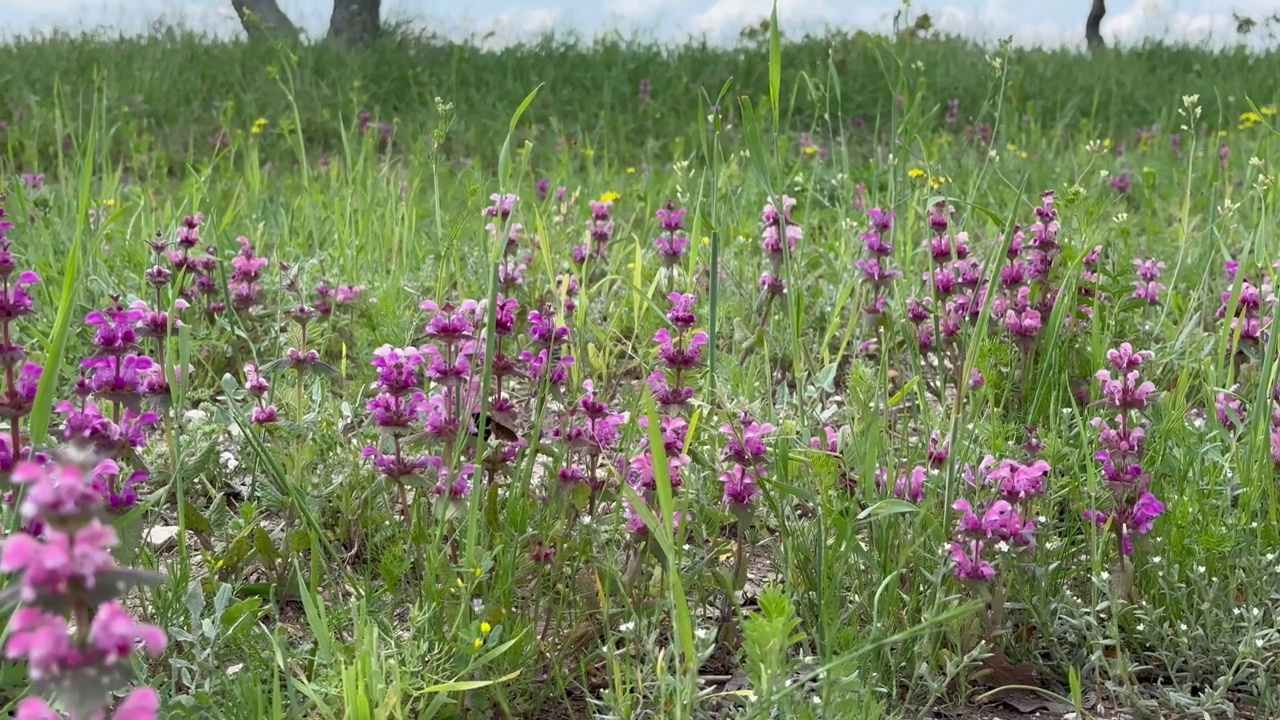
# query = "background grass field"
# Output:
<box><xmin>3</xmin><ymin>13</ymin><xmax>1280</xmax><ymax>720</ymax></box>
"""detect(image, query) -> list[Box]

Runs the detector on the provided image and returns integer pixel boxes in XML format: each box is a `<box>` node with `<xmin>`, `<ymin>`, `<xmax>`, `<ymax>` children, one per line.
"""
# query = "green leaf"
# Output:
<box><xmin>769</xmin><ymin>1</ymin><xmax>782</xmax><ymax>128</ymax></box>
<box><xmin>738</xmin><ymin>97</ymin><xmax>774</xmax><ymax>199</ymax></box>
<box><xmin>28</xmin><ymin>237</ymin><xmax>81</xmax><ymax>448</ymax></box>
<box><xmin>855</xmin><ymin>499</ymin><xmax>921</xmax><ymax>523</ymax></box>
<box><xmin>496</xmin><ymin>83</ymin><xmax>544</xmax><ymax>193</ymax></box>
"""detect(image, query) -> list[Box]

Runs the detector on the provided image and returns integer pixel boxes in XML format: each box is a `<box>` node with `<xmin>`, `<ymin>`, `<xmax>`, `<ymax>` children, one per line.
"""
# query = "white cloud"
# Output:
<box><xmin>607</xmin><ymin>0</ymin><xmax>677</xmax><ymax>20</ymax></box>
<box><xmin>687</xmin><ymin>0</ymin><xmax>836</xmax><ymax>38</ymax></box>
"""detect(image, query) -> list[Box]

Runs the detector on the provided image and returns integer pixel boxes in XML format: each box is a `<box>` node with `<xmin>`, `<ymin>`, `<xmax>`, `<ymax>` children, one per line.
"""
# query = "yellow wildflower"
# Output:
<box><xmin>251</xmin><ymin>117</ymin><xmax>268</xmax><ymax>135</ymax></box>
<box><xmin>928</xmin><ymin>175</ymin><xmax>951</xmax><ymax>190</ymax></box>
<box><xmin>1262</xmin><ymin>105</ymin><xmax>1277</xmax><ymax>117</ymax></box>
<box><xmin>599</xmin><ymin>191</ymin><xmax>621</xmax><ymax>203</ymax></box>
<box><xmin>473</xmin><ymin>638</ymin><xmax>483</xmax><ymax>650</ymax></box>
<box><xmin>1102</xmin><ymin>138</ymin><xmax>1112</xmax><ymax>149</ymax></box>
<box><xmin>103</xmin><ymin>198</ymin><xmax>116</xmax><ymax>208</ymax></box>
<box><xmin>908</xmin><ymin>168</ymin><xmax>926</xmax><ymax>180</ymax></box>
<box><xmin>480</xmin><ymin>622</ymin><xmax>492</xmax><ymax>636</ymax></box>
<box><xmin>474</xmin><ymin>567</ymin><xmax>482</xmax><ymax>578</ymax></box>
<box><xmin>802</xmin><ymin>145</ymin><xmax>818</xmax><ymax>156</ymax></box>
<box><xmin>626</xmin><ymin>166</ymin><xmax>636</xmax><ymax>174</ymax></box>
<box><xmin>1239</xmin><ymin>111</ymin><xmax>1262</xmax><ymax>130</ymax></box>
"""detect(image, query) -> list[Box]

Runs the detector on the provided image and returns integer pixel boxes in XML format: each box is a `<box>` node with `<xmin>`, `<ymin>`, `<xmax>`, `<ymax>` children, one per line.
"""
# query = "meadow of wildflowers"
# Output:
<box><xmin>2</xmin><ymin>12</ymin><xmax>1280</xmax><ymax>720</ymax></box>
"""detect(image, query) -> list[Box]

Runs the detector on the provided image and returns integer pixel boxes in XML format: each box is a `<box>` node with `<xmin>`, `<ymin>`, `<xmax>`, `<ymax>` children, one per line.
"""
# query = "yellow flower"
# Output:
<box><xmin>480</xmin><ymin>622</ymin><xmax>492</xmax><ymax>636</ymax></box>
<box><xmin>472</xmin><ymin>638</ymin><xmax>483</xmax><ymax>650</ymax></box>
<box><xmin>908</xmin><ymin>168</ymin><xmax>926</xmax><ymax>180</ymax></box>
<box><xmin>626</xmin><ymin>166</ymin><xmax>636</xmax><ymax>174</ymax></box>
<box><xmin>1239</xmin><ymin>111</ymin><xmax>1262</xmax><ymax>130</ymax></box>
<box><xmin>1006</xmin><ymin>142</ymin><xmax>1019</xmax><ymax>152</ymax></box>
<box><xmin>1102</xmin><ymin>138</ymin><xmax>1112</xmax><ymax>149</ymax></box>
<box><xmin>701</xmin><ymin>236</ymin><xmax>711</xmax><ymax>246</ymax></box>
<box><xmin>599</xmin><ymin>191</ymin><xmax>621</xmax><ymax>203</ymax></box>
<box><xmin>802</xmin><ymin>145</ymin><xmax>818</xmax><ymax>156</ymax></box>
<box><xmin>1262</xmin><ymin>105</ymin><xmax>1277</xmax><ymax>117</ymax></box>
<box><xmin>103</xmin><ymin>198</ymin><xmax>116</xmax><ymax>208</ymax></box>
<box><xmin>928</xmin><ymin>175</ymin><xmax>951</xmax><ymax>190</ymax></box>
<box><xmin>251</xmin><ymin>117</ymin><xmax>268</xmax><ymax>135</ymax></box>
<box><xmin>474</xmin><ymin>567</ymin><xmax>483</xmax><ymax>578</ymax></box>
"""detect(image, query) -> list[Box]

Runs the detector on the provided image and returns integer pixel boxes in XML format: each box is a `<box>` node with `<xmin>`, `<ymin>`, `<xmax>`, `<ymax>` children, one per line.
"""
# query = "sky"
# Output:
<box><xmin>0</xmin><ymin>0</ymin><xmax>1277</xmax><ymax>50</ymax></box>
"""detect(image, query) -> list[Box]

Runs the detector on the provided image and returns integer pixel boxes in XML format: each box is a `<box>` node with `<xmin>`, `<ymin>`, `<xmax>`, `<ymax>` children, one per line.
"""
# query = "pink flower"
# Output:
<box><xmin>984</xmin><ymin>458</ymin><xmax>1050</xmax><ymax>501</ymax></box>
<box><xmin>11</xmin><ymin>461</ymin><xmax>102</xmax><ymax>521</ymax></box>
<box><xmin>892</xmin><ymin>466</ymin><xmax>928</xmax><ymax>503</ymax></box>
<box><xmin>950</xmin><ymin>540</ymin><xmax>995</xmax><ymax>582</ymax></box>
<box><xmin>4</xmin><ymin>608</ymin><xmax>70</xmax><ymax>679</ymax></box>
<box><xmin>88</xmin><ymin>602</ymin><xmax>167</xmax><ymax>662</ymax></box>
<box><xmin>114</xmin><ymin>687</ymin><xmax>162</xmax><ymax>720</ymax></box>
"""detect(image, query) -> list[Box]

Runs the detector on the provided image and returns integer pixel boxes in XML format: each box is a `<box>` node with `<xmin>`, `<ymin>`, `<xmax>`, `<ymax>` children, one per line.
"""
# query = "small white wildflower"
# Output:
<box><xmin>1197</xmin><ymin>565</ymin><xmax>1206</xmax><ymax>574</ymax></box>
<box><xmin>995</xmin><ymin>541</ymin><xmax>1011</xmax><ymax>553</ymax></box>
<box><xmin>1250</xmin><ymin>156</ymin><xmax>1264</xmax><ymax>169</ymax></box>
<box><xmin>694</xmin><ymin>626</ymin><xmax>712</xmax><ymax>640</ymax></box>
<box><xmin>618</xmin><ymin>621</ymin><xmax>635</xmax><ymax>633</ymax></box>
<box><xmin>1136</xmin><ymin>623</ymin><xmax>1145</xmax><ymax>632</ymax></box>
<box><xmin>1113</xmin><ymin>212</ymin><xmax>1128</xmax><ymax>224</ymax></box>
<box><xmin>1180</xmin><ymin>622</ymin><xmax>1189</xmax><ymax>632</ymax></box>
<box><xmin>184</xmin><ymin>409</ymin><xmax>208</xmax><ymax>424</ymax></box>
<box><xmin>219</xmin><ymin>450</ymin><xmax>239</xmax><ymax>472</ymax></box>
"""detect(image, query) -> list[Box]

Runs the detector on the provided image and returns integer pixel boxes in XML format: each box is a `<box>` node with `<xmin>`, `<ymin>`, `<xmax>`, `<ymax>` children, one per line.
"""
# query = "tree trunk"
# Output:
<box><xmin>1086</xmin><ymin>0</ymin><xmax>1106</xmax><ymax>51</ymax></box>
<box><xmin>327</xmin><ymin>0</ymin><xmax>382</xmax><ymax>48</ymax></box>
<box><xmin>231</xmin><ymin>0</ymin><xmax>299</xmax><ymax>40</ymax></box>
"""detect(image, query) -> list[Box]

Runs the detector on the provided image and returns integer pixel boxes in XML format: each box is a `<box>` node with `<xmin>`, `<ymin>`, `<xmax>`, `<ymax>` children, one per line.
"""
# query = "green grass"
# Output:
<box><xmin>3</xmin><ymin>17</ymin><xmax>1280</xmax><ymax>720</ymax></box>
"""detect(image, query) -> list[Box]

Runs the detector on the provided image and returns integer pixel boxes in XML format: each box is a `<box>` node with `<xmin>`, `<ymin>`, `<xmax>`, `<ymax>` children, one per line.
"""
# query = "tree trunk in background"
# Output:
<box><xmin>1086</xmin><ymin>0</ymin><xmax>1107</xmax><ymax>51</ymax></box>
<box><xmin>327</xmin><ymin>0</ymin><xmax>382</xmax><ymax>48</ymax></box>
<box><xmin>231</xmin><ymin>0</ymin><xmax>299</xmax><ymax>40</ymax></box>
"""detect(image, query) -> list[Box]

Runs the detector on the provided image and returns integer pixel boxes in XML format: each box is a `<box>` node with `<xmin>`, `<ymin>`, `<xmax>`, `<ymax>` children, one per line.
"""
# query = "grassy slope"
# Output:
<box><xmin>2</xmin><ymin>24</ymin><xmax>1280</xmax><ymax>720</ymax></box>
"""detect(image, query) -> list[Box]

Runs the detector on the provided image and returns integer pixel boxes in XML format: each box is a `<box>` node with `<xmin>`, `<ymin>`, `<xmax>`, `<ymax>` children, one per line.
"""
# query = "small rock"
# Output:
<box><xmin>146</xmin><ymin>525</ymin><xmax>182</xmax><ymax>550</ymax></box>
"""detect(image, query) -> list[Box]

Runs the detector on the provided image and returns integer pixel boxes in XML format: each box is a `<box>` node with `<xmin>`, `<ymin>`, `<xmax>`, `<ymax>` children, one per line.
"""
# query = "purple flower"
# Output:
<box><xmin>983</xmin><ymin>458</ymin><xmax>1050</xmax><ymax>501</ymax></box>
<box><xmin>720</xmin><ymin>464</ymin><xmax>763</xmax><ymax>508</ymax></box>
<box><xmin>1109</xmin><ymin>171</ymin><xmax>1133</xmax><ymax>194</ymax></box>
<box><xmin>1215</xmin><ymin>392</ymin><xmax>1246</xmax><ymax>430</ymax></box>
<box><xmin>892</xmin><ymin>466</ymin><xmax>927</xmax><ymax>503</ymax></box>
<box><xmin>856</xmin><ymin>258</ymin><xmax>903</xmax><ymax>287</ymax></box>
<box><xmin>370</xmin><ymin>345</ymin><xmax>424</xmax><ymax>395</ymax></box>
<box><xmin>484</xmin><ymin>193</ymin><xmax>518</xmax><ymax>221</ymax></box>
<box><xmin>1096</xmin><ymin>368</ymin><xmax>1156</xmax><ymax>410</ymax></box>
<box><xmin>950</xmin><ymin>540</ymin><xmax>995</xmax><ymax>582</ymax></box>
<box><xmin>721</xmin><ymin>418</ymin><xmax>775</xmax><ymax>467</ymax></box>
<box><xmin>420</xmin><ymin>300</ymin><xmax>478</xmax><ymax>346</ymax></box>
<box><xmin>1003</xmin><ymin>308</ymin><xmax>1042</xmax><ymax>343</ymax></box>
<box><xmin>0</xmin><ymin>269</ymin><xmax>38</xmax><ymax>320</ymax></box>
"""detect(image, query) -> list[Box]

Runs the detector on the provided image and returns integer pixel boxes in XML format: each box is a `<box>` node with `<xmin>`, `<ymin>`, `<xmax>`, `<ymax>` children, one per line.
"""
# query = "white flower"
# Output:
<box><xmin>184</xmin><ymin>409</ymin><xmax>208</xmax><ymax>424</ymax></box>
<box><xmin>219</xmin><ymin>450</ymin><xmax>239</xmax><ymax>472</ymax></box>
